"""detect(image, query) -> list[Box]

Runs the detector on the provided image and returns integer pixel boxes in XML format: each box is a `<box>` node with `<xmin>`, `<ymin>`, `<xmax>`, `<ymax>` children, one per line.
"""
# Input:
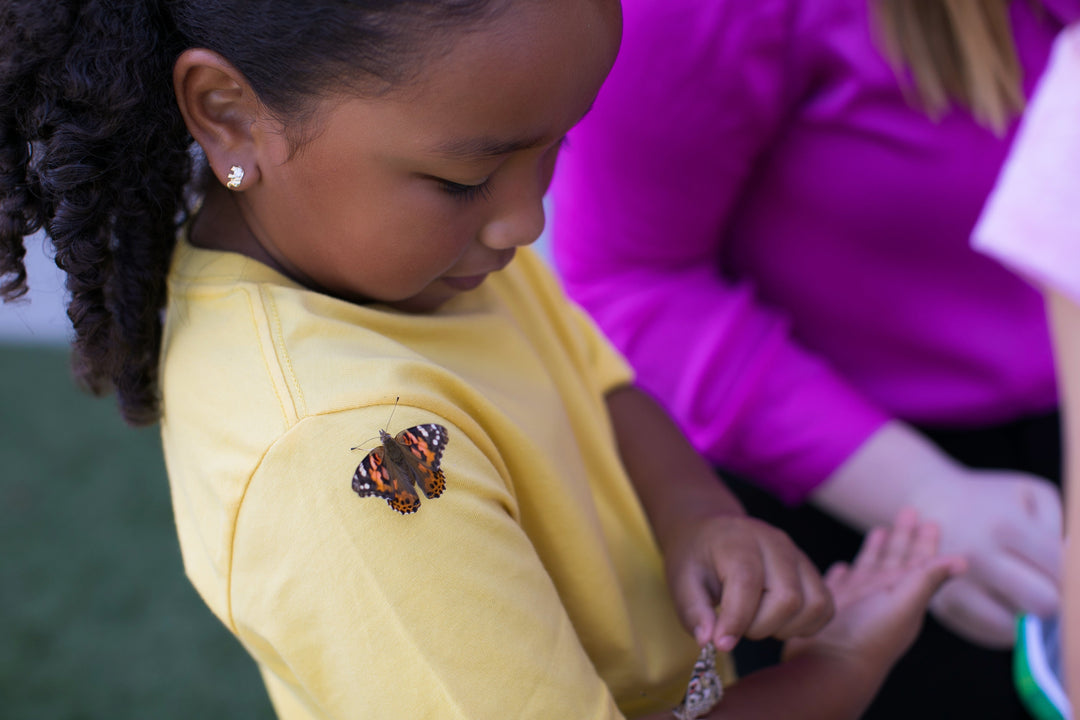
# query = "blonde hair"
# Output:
<box><xmin>873</xmin><ymin>0</ymin><xmax>1025</xmax><ymax>134</ymax></box>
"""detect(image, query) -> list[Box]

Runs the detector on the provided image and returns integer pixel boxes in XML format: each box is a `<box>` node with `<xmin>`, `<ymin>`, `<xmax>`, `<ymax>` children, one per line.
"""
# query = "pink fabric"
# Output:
<box><xmin>551</xmin><ymin>0</ymin><xmax>1076</xmax><ymax>502</ymax></box>
<box><xmin>975</xmin><ymin>25</ymin><xmax>1080</xmax><ymax>305</ymax></box>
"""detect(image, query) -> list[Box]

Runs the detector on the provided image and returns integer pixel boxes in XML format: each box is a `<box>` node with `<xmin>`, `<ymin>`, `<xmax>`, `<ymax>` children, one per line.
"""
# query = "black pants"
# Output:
<box><xmin>725</xmin><ymin>411</ymin><xmax>1061</xmax><ymax>720</ymax></box>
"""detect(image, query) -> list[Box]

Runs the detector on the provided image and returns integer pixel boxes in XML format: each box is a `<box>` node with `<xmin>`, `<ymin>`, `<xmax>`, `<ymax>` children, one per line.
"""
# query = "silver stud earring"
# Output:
<box><xmin>226</xmin><ymin>165</ymin><xmax>245</xmax><ymax>190</ymax></box>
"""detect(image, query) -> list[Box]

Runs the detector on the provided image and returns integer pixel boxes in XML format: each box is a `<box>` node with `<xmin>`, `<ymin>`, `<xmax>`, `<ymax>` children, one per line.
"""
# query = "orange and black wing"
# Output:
<box><xmin>352</xmin><ymin>445</ymin><xmax>421</xmax><ymax>514</ymax></box>
<box><xmin>395</xmin><ymin>424</ymin><xmax>449</xmax><ymax>499</ymax></box>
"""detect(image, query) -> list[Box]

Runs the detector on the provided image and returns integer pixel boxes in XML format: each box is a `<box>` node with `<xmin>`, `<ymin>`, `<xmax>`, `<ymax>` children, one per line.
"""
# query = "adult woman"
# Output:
<box><xmin>551</xmin><ymin>1</ymin><xmax>1076</xmax><ymax>716</ymax></box>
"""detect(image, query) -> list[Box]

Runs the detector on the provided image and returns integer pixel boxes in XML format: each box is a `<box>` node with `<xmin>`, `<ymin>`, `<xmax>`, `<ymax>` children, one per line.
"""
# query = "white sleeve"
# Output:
<box><xmin>974</xmin><ymin>24</ymin><xmax>1080</xmax><ymax>303</ymax></box>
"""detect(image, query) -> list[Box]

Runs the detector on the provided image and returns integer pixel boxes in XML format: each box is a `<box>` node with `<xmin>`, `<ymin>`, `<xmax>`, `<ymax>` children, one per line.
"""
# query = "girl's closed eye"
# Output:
<box><xmin>437</xmin><ymin>177</ymin><xmax>493</xmax><ymax>203</ymax></box>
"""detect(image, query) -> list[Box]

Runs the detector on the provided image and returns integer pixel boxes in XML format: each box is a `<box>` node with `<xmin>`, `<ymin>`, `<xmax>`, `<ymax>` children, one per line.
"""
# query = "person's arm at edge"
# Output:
<box><xmin>1046</xmin><ymin>289</ymin><xmax>1080</xmax><ymax>706</ymax></box>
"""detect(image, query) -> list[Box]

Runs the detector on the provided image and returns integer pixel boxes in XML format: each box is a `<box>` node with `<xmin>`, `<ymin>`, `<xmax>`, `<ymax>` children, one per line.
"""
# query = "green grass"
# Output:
<box><xmin>0</xmin><ymin>343</ymin><xmax>274</xmax><ymax>719</ymax></box>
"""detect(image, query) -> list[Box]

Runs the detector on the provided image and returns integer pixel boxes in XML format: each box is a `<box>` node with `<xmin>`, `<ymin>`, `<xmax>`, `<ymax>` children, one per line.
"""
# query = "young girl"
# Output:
<box><xmin>0</xmin><ymin>1</ymin><xmax>961</xmax><ymax>718</ymax></box>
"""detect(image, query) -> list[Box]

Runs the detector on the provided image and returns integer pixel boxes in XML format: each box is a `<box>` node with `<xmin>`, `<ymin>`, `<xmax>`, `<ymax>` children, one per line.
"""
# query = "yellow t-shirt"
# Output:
<box><xmin>160</xmin><ymin>239</ymin><xmax>715</xmax><ymax>719</ymax></box>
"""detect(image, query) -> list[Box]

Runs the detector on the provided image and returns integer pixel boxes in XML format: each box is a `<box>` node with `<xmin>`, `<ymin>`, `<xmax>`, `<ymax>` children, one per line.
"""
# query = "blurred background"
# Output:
<box><xmin>1</xmin><ymin>234</ymin><xmax>274</xmax><ymax>718</ymax></box>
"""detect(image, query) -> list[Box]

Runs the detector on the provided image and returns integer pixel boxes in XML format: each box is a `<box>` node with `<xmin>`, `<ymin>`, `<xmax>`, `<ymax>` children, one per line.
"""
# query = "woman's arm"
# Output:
<box><xmin>811</xmin><ymin>420</ymin><xmax>1061</xmax><ymax>647</ymax></box>
<box><xmin>553</xmin><ymin>0</ymin><xmax>889</xmax><ymax>505</ymax></box>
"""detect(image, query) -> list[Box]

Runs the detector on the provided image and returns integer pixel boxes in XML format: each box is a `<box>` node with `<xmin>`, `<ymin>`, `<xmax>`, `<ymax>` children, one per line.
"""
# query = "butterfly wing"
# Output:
<box><xmin>352</xmin><ymin>445</ymin><xmax>421</xmax><ymax>514</ymax></box>
<box><xmin>395</xmin><ymin>424</ymin><xmax>449</xmax><ymax>499</ymax></box>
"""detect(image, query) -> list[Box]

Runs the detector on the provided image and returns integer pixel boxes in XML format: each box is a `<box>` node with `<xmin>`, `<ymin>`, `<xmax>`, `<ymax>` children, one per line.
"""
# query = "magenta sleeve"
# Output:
<box><xmin>551</xmin><ymin>0</ymin><xmax>889</xmax><ymax>502</ymax></box>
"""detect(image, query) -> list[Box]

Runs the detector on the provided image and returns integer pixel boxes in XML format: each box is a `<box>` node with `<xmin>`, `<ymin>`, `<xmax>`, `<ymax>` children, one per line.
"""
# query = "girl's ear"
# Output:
<box><xmin>173</xmin><ymin>48</ymin><xmax>263</xmax><ymax>190</ymax></box>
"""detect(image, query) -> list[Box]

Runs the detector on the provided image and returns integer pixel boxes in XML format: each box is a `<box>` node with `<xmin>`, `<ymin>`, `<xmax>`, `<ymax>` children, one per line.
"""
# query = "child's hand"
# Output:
<box><xmin>664</xmin><ymin>513</ymin><xmax>834</xmax><ymax>651</ymax></box>
<box><xmin>782</xmin><ymin>509</ymin><xmax>966</xmax><ymax>674</ymax></box>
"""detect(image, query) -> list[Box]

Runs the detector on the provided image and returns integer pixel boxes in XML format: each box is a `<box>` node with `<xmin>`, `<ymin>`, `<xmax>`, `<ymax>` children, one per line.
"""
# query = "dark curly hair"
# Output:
<box><xmin>0</xmin><ymin>0</ymin><xmax>499</xmax><ymax>426</ymax></box>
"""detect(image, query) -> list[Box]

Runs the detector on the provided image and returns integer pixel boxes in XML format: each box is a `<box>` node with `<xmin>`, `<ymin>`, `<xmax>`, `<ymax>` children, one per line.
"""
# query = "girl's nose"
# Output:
<box><xmin>481</xmin><ymin>192</ymin><xmax>547</xmax><ymax>250</ymax></box>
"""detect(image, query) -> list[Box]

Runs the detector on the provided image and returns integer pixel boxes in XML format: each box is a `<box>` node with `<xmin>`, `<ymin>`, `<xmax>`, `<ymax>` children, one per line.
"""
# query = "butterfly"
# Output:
<box><xmin>351</xmin><ymin>422</ymin><xmax>450</xmax><ymax>514</ymax></box>
<box><xmin>673</xmin><ymin>643</ymin><xmax>724</xmax><ymax>720</ymax></box>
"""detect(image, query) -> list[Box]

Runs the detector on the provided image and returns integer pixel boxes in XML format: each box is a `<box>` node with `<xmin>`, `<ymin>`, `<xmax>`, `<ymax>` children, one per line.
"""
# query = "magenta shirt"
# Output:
<box><xmin>551</xmin><ymin>0</ymin><xmax>1079</xmax><ymax>502</ymax></box>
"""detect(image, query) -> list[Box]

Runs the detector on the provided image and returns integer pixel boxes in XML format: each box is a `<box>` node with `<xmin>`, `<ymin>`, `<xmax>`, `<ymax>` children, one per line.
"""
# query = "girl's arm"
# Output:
<box><xmin>606</xmin><ymin>385</ymin><xmax>963</xmax><ymax>718</ymax></box>
<box><xmin>606</xmin><ymin>384</ymin><xmax>833</xmax><ymax>650</ymax></box>
<box><xmin>633</xmin><ymin>654</ymin><xmax>879</xmax><ymax>720</ymax></box>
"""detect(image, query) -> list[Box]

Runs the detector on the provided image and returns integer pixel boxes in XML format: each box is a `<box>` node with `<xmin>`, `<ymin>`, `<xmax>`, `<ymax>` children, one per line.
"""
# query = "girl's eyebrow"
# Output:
<box><xmin>434</xmin><ymin>99</ymin><xmax>599</xmax><ymax>160</ymax></box>
<box><xmin>433</xmin><ymin>134</ymin><xmax>546</xmax><ymax>159</ymax></box>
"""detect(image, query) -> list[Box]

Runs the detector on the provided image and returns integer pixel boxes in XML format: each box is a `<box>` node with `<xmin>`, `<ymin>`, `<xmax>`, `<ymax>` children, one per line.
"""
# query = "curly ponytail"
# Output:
<box><xmin>1</xmin><ymin>0</ymin><xmax>500</xmax><ymax>427</ymax></box>
<box><xmin>1</xmin><ymin>0</ymin><xmax>192</xmax><ymax>425</ymax></box>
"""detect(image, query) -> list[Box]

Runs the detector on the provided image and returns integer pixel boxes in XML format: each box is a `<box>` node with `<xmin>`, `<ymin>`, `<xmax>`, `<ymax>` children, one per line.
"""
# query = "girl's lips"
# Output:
<box><xmin>443</xmin><ymin>252</ymin><xmax>515</xmax><ymax>291</ymax></box>
<box><xmin>442</xmin><ymin>273</ymin><xmax>488</xmax><ymax>291</ymax></box>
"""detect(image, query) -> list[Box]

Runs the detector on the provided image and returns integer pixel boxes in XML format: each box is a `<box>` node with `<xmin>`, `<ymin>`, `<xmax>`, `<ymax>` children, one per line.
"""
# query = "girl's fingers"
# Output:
<box><xmin>896</xmin><ymin>551</ymin><xmax>966</xmax><ymax>603</ymax></box>
<box><xmin>880</xmin><ymin>508</ymin><xmax>920</xmax><ymax>570</ymax></box>
<box><xmin>823</xmin><ymin>561</ymin><xmax>850</xmax><ymax>589</ymax></box>
<box><xmin>671</xmin><ymin>567</ymin><xmax>720</xmax><ymax>646</ymax></box>
<box><xmin>853</xmin><ymin>526</ymin><xmax>889</xmax><ymax>570</ymax></box>
<box><xmin>770</xmin><ymin>557</ymin><xmax>835</xmax><ymax>639</ymax></box>
<box><xmin>908</xmin><ymin>518</ymin><xmax>942</xmax><ymax>566</ymax></box>
<box><xmin>711</xmin><ymin>562</ymin><xmax>766</xmax><ymax>648</ymax></box>
<box><xmin>742</xmin><ymin>550</ymin><xmax>806</xmax><ymax>640</ymax></box>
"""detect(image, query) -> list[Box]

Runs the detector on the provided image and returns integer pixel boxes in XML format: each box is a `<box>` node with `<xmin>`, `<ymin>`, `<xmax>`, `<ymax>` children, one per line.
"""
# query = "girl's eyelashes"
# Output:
<box><xmin>437</xmin><ymin>177</ymin><xmax>493</xmax><ymax>203</ymax></box>
<box><xmin>431</xmin><ymin>136</ymin><xmax>566</xmax><ymax>204</ymax></box>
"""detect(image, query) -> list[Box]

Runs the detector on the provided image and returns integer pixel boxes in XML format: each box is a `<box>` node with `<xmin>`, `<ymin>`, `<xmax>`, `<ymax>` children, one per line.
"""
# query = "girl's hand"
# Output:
<box><xmin>783</xmin><ymin>509</ymin><xmax>966</xmax><ymax>674</ymax></box>
<box><xmin>604</xmin><ymin>384</ymin><xmax>834</xmax><ymax>652</ymax></box>
<box><xmin>912</xmin><ymin>469</ymin><xmax>1062</xmax><ymax>648</ymax></box>
<box><xmin>664</xmin><ymin>513</ymin><xmax>834</xmax><ymax>651</ymax></box>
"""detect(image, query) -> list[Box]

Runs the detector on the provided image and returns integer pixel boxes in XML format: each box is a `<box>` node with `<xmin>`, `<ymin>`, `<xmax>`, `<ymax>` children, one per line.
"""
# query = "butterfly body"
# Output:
<box><xmin>352</xmin><ymin>423</ymin><xmax>449</xmax><ymax>514</ymax></box>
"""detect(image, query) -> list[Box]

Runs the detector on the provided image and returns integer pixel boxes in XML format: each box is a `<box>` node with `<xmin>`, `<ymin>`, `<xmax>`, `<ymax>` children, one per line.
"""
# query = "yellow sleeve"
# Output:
<box><xmin>565</xmin><ymin>300</ymin><xmax>636</xmax><ymax>395</ymax></box>
<box><xmin>511</xmin><ymin>249</ymin><xmax>634</xmax><ymax>396</ymax></box>
<box><xmin>227</xmin><ymin>403</ymin><xmax>626</xmax><ymax>720</ymax></box>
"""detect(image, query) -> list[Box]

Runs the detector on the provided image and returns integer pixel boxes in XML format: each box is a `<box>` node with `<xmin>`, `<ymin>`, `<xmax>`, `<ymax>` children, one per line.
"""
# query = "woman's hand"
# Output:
<box><xmin>813</xmin><ymin>421</ymin><xmax>1062</xmax><ymax>649</ymax></box>
<box><xmin>913</xmin><ymin>468</ymin><xmax>1061</xmax><ymax>647</ymax></box>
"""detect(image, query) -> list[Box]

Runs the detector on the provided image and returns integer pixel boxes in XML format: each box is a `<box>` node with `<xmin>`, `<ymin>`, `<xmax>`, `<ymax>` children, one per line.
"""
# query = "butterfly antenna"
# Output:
<box><xmin>350</xmin><ymin>436</ymin><xmax>380</xmax><ymax>452</ymax></box>
<box><xmin>385</xmin><ymin>396</ymin><xmax>401</xmax><ymax>431</ymax></box>
<box><xmin>350</xmin><ymin>397</ymin><xmax>401</xmax><ymax>451</ymax></box>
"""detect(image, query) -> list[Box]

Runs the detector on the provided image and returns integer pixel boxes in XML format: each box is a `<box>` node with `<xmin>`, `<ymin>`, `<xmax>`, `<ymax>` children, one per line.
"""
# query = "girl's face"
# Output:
<box><xmin>238</xmin><ymin>0</ymin><xmax>622</xmax><ymax>312</ymax></box>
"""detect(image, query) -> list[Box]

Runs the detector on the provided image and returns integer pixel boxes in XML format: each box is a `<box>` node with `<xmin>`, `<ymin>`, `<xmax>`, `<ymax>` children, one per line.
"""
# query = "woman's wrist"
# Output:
<box><xmin>810</xmin><ymin>420</ymin><xmax>961</xmax><ymax>531</ymax></box>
